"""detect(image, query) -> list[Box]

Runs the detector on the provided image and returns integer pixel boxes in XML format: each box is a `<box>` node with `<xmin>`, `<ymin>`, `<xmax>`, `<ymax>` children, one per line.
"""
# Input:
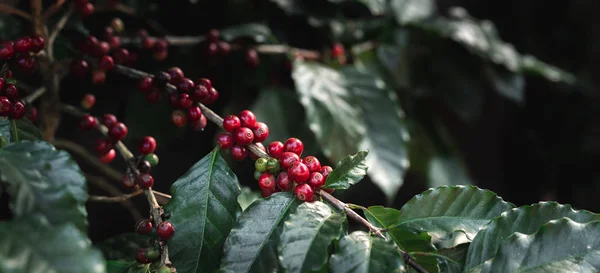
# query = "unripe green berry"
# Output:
<box><xmin>267</xmin><ymin>158</ymin><xmax>280</xmax><ymax>174</ymax></box>
<box><xmin>255</xmin><ymin>158</ymin><xmax>268</xmax><ymax>172</ymax></box>
<box><xmin>254</xmin><ymin>170</ymin><xmax>262</xmax><ymax>181</ymax></box>
<box><xmin>143</xmin><ymin>153</ymin><xmax>159</xmax><ymax>167</ymax></box>
<box><xmin>145</xmin><ymin>247</ymin><xmax>160</xmax><ymax>261</ymax></box>
<box><xmin>157</xmin><ymin>266</ymin><xmax>171</xmax><ymax>273</ymax></box>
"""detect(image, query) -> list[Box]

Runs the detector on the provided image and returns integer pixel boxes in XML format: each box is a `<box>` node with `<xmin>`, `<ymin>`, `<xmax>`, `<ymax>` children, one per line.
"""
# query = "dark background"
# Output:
<box><xmin>2</xmin><ymin>0</ymin><xmax>599</xmax><ymax>243</ymax></box>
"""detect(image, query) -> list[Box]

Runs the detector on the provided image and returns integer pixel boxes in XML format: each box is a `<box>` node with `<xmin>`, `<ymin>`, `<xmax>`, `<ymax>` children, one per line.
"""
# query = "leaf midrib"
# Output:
<box><xmin>298</xmin><ymin>211</ymin><xmax>341</xmax><ymax>272</ymax></box>
<box><xmin>391</xmin><ymin>215</ymin><xmax>494</xmax><ymax>229</ymax></box>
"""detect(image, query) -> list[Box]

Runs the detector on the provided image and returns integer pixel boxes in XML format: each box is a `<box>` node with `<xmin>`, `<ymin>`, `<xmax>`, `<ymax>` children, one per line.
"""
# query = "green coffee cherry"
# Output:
<box><xmin>254</xmin><ymin>170</ymin><xmax>262</xmax><ymax>181</ymax></box>
<box><xmin>157</xmin><ymin>265</ymin><xmax>171</xmax><ymax>273</ymax></box>
<box><xmin>145</xmin><ymin>247</ymin><xmax>160</xmax><ymax>261</ymax></box>
<box><xmin>255</xmin><ymin>158</ymin><xmax>268</xmax><ymax>172</ymax></box>
<box><xmin>267</xmin><ymin>158</ymin><xmax>280</xmax><ymax>174</ymax></box>
<box><xmin>143</xmin><ymin>153</ymin><xmax>159</xmax><ymax>167</ymax></box>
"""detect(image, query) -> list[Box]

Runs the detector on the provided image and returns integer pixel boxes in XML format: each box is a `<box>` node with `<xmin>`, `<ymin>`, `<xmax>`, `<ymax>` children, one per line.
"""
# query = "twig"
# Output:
<box><xmin>153</xmin><ymin>190</ymin><xmax>171</xmax><ymax>205</ymax></box>
<box><xmin>22</xmin><ymin>87</ymin><xmax>46</xmax><ymax>104</ymax></box>
<box><xmin>60</xmin><ymin>104</ymin><xmax>171</xmax><ymax>267</ymax></box>
<box><xmin>42</xmin><ymin>0</ymin><xmax>66</xmax><ymax>21</ymax></box>
<box><xmin>108</xmin><ymin>63</ymin><xmax>427</xmax><ymax>273</ymax></box>
<box><xmin>85</xmin><ymin>174</ymin><xmax>143</xmax><ymax>221</ymax></box>
<box><xmin>53</xmin><ymin>138</ymin><xmax>123</xmax><ymax>182</ymax></box>
<box><xmin>30</xmin><ymin>0</ymin><xmax>44</xmax><ymax>36</ymax></box>
<box><xmin>119</xmin><ymin>36</ymin><xmax>321</xmax><ymax>60</ymax></box>
<box><xmin>0</xmin><ymin>3</ymin><xmax>33</xmax><ymax>21</ymax></box>
<box><xmin>88</xmin><ymin>189</ymin><xmax>144</xmax><ymax>202</ymax></box>
<box><xmin>48</xmin><ymin>8</ymin><xmax>73</xmax><ymax>48</ymax></box>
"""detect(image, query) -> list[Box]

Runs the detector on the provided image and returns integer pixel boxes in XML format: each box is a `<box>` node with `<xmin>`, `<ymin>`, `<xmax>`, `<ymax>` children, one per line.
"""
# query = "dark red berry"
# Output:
<box><xmin>223</xmin><ymin>115</ymin><xmax>241</xmax><ymax>133</ymax></box>
<box><xmin>187</xmin><ymin>106</ymin><xmax>202</xmax><ymax>121</ymax></box>
<box><xmin>26</xmin><ymin>106</ymin><xmax>37</xmax><ymax>122</ymax></box>
<box><xmin>135</xmin><ymin>250</ymin><xmax>151</xmax><ymax>264</ymax></box>
<box><xmin>207</xmin><ymin>42</ymin><xmax>218</xmax><ymax>55</ymax></box>
<box><xmin>108</xmin><ymin>122</ymin><xmax>128</xmax><ymax>141</ymax></box>
<box><xmin>279</xmin><ymin>152</ymin><xmax>300</xmax><ymax>170</ymax></box>
<box><xmin>10</xmin><ymin>101</ymin><xmax>25</xmax><ymax>119</ymax></box>
<box><xmin>261</xmin><ymin>188</ymin><xmax>275</xmax><ymax>198</ymax></box>
<box><xmin>295</xmin><ymin>183</ymin><xmax>314</xmax><ymax>202</ymax></box>
<box><xmin>308</xmin><ymin>172</ymin><xmax>325</xmax><ymax>188</ymax></box>
<box><xmin>99</xmin><ymin>56</ymin><xmax>114</xmax><ymax>71</ymax></box>
<box><xmin>258</xmin><ymin>173</ymin><xmax>276</xmax><ymax>191</ymax></box>
<box><xmin>276</xmin><ymin>172</ymin><xmax>292</xmax><ymax>191</ymax></box>
<box><xmin>102</xmin><ymin>26</ymin><xmax>114</xmax><ymax>40</ymax></box>
<box><xmin>99</xmin><ymin>149</ymin><xmax>116</xmax><ymax>163</ymax></box>
<box><xmin>153</xmin><ymin>71</ymin><xmax>171</xmax><ymax>88</ymax></box>
<box><xmin>94</xmin><ymin>41</ymin><xmax>110</xmax><ymax>57</ymax></box>
<box><xmin>137</xmin><ymin>29</ymin><xmax>149</xmax><ymax>38</ymax></box>
<box><xmin>136</xmin><ymin>219</ymin><xmax>153</xmax><ymax>234</ymax></box>
<box><xmin>112</xmin><ymin>48</ymin><xmax>130</xmax><ymax>64</ymax></box>
<box><xmin>196</xmin><ymin>78</ymin><xmax>212</xmax><ymax>90</ymax></box>
<box><xmin>190</xmin><ymin>114</ymin><xmax>207</xmax><ymax>131</ymax></box>
<box><xmin>138</xmin><ymin>160</ymin><xmax>152</xmax><ymax>174</ymax></box>
<box><xmin>190</xmin><ymin>85</ymin><xmax>209</xmax><ymax>102</ymax></box>
<box><xmin>108</xmin><ymin>36</ymin><xmax>120</xmax><ymax>49</ymax></box>
<box><xmin>157</xmin><ymin>221</ymin><xmax>175</xmax><ymax>240</ymax></box>
<box><xmin>121</xmin><ymin>174</ymin><xmax>135</xmax><ymax>188</ymax></box>
<box><xmin>81</xmin><ymin>93</ymin><xmax>96</xmax><ymax>109</ymax></box>
<box><xmin>153</xmin><ymin>39</ymin><xmax>169</xmax><ymax>52</ymax></box>
<box><xmin>30</xmin><ymin>36</ymin><xmax>45</xmax><ymax>53</ymax></box>
<box><xmin>0</xmin><ymin>97</ymin><xmax>11</xmax><ymax>116</ymax></box>
<box><xmin>207</xmin><ymin>29</ymin><xmax>219</xmax><ymax>43</ymax></box>
<box><xmin>245</xmin><ymin>49</ymin><xmax>259</xmax><ymax>68</ymax></box>
<box><xmin>136</xmin><ymin>173</ymin><xmax>154</xmax><ymax>189</ymax></box>
<box><xmin>15</xmin><ymin>55</ymin><xmax>35</xmax><ymax>73</ymax></box>
<box><xmin>139</xmin><ymin>136</ymin><xmax>157</xmax><ymax>154</ymax></box>
<box><xmin>268</xmin><ymin>141</ymin><xmax>284</xmax><ymax>158</ymax></box>
<box><xmin>205</xmin><ymin>87</ymin><xmax>219</xmax><ymax>104</ymax></box>
<box><xmin>95</xmin><ymin>138</ymin><xmax>114</xmax><ymax>154</ymax></box>
<box><xmin>320</xmin><ymin>166</ymin><xmax>333</xmax><ymax>179</ymax></box>
<box><xmin>239</xmin><ymin>110</ymin><xmax>257</xmax><ymax>128</ymax></box>
<box><xmin>167</xmin><ymin>67</ymin><xmax>184</xmax><ymax>84</ymax></box>
<box><xmin>142</xmin><ymin>37</ymin><xmax>155</xmax><ymax>49</ymax></box>
<box><xmin>284</xmin><ymin>138</ymin><xmax>304</xmax><ymax>156</ymax></box>
<box><xmin>167</xmin><ymin>92</ymin><xmax>179</xmax><ymax>108</ymax></box>
<box><xmin>91</xmin><ymin>69</ymin><xmax>106</xmax><ymax>85</ymax></box>
<box><xmin>80</xmin><ymin>114</ymin><xmax>97</xmax><ymax>130</ymax></box>
<box><xmin>146</xmin><ymin>89</ymin><xmax>162</xmax><ymax>103</ymax></box>
<box><xmin>231</xmin><ymin>145</ymin><xmax>247</xmax><ymax>161</ymax></box>
<box><xmin>80</xmin><ymin>35</ymin><xmax>99</xmax><ymax>54</ymax></box>
<box><xmin>137</xmin><ymin>77</ymin><xmax>153</xmax><ymax>93</ymax></box>
<box><xmin>70</xmin><ymin>59</ymin><xmax>89</xmax><ymax>77</ymax></box>
<box><xmin>0</xmin><ymin>77</ymin><xmax>5</xmax><ymax>91</ymax></box>
<box><xmin>101</xmin><ymin>114</ymin><xmax>118</xmax><ymax>128</ymax></box>
<box><xmin>252</xmin><ymin>122</ymin><xmax>269</xmax><ymax>143</ymax></box>
<box><xmin>217</xmin><ymin>41</ymin><xmax>231</xmax><ymax>56</ymax></box>
<box><xmin>233</xmin><ymin>127</ymin><xmax>254</xmax><ymax>145</ymax></box>
<box><xmin>332</xmin><ymin>43</ymin><xmax>345</xmax><ymax>58</ymax></box>
<box><xmin>14</xmin><ymin>36</ymin><xmax>32</xmax><ymax>53</ymax></box>
<box><xmin>171</xmin><ymin>110</ymin><xmax>187</xmax><ymax>128</ymax></box>
<box><xmin>217</xmin><ymin>133</ymin><xmax>234</xmax><ymax>149</ymax></box>
<box><xmin>4</xmin><ymin>84</ymin><xmax>18</xmax><ymax>100</ymax></box>
<box><xmin>0</xmin><ymin>41</ymin><xmax>15</xmax><ymax>60</ymax></box>
<box><xmin>302</xmin><ymin>156</ymin><xmax>321</xmax><ymax>173</ymax></box>
<box><xmin>78</xmin><ymin>2</ymin><xmax>95</xmax><ymax>16</ymax></box>
<box><xmin>288</xmin><ymin>162</ymin><xmax>310</xmax><ymax>183</ymax></box>
<box><xmin>249</xmin><ymin>142</ymin><xmax>266</xmax><ymax>160</ymax></box>
<box><xmin>178</xmin><ymin>93</ymin><xmax>193</xmax><ymax>109</ymax></box>
<box><xmin>177</xmin><ymin>78</ymin><xmax>194</xmax><ymax>93</ymax></box>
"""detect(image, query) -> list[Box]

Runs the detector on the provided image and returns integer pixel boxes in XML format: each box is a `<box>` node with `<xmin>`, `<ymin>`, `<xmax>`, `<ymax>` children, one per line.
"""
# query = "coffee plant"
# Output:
<box><xmin>0</xmin><ymin>0</ymin><xmax>598</xmax><ymax>273</ymax></box>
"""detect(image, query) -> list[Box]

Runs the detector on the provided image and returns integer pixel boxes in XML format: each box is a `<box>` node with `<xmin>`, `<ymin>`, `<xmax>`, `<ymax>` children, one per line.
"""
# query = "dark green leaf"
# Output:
<box><xmin>270</xmin><ymin>0</ymin><xmax>304</xmax><ymax>15</ymax></box>
<box><xmin>278</xmin><ymin>201</ymin><xmax>346</xmax><ymax>273</ymax></box>
<box><xmin>329</xmin><ymin>231</ymin><xmax>405</xmax><ymax>273</ymax></box>
<box><xmin>415</xmin><ymin>8</ymin><xmax>575</xmax><ymax>84</ymax></box>
<box><xmin>464</xmin><ymin>202</ymin><xmax>600</xmax><ymax>273</ymax></box>
<box><xmin>238</xmin><ymin>186</ymin><xmax>261</xmax><ymax>211</ymax></box>
<box><xmin>395</xmin><ymin>186</ymin><xmax>514</xmax><ymax>248</ymax></box>
<box><xmin>96</xmin><ymin>233</ymin><xmax>150</xmax><ymax>261</ymax></box>
<box><xmin>292</xmin><ymin>61</ymin><xmax>366</xmax><ymax>162</ymax></box>
<box><xmin>410</xmin><ymin>243</ymin><xmax>469</xmax><ymax>273</ymax></box>
<box><xmin>220</xmin><ymin>192</ymin><xmax>300</xmax><ymax>273</ymax></box>
<box><xmin>480</xmin><ymin>218</ymin><xmax>600</xmax><ymax>273</ymax></box>
<box><xmin>325</xmin><ymin>150</ymin><xmax>368</xmax><ymax>190</ymax></box>
<box><xmin>221</xmin><ymin>23</ymin><xmax>273</xmax><ymax>43</ymax></box>
<box><xmin>0</xmin><ymin>141</ymin><xmax>88</xmax><ymax>232</ymax></box>
<box><xmin>390</xmin><ymin>0</ymin><xmax>436</xmax><ymax>24</ymax></box>
<box><xmin>0</xmin><ymin>216</ymin><xmax>106</xmax><ymax>273</ymax></box>
<box><xmin>164</xmin><ymin>148</ymin><xmax>242</xmax><ymax>273</ymax></box>
<box><xmin>365</xmin><ymin>206</ymin><xmax>434</xmax><ymax>252</ymax></box>
<box><xmin>351</xmin><ymin>54</ymin><xmax>410</xmax><ymax>201</ymax></box>
<box><xmin>106</xmin><ymin>261</ymin><xmax>134</xmax><ymax>273</ymax></box>
<box><xmin>0</xmin><ymin>118</ymin><xmax>43</xmax><ymax>143</ymax></box>
<box><xmin>482</xmin><ymin>65</ymin><xmax>525</xmax><ymax>105</ymax></box>
<box><xmin>0</xmin><ymin>14</ymin><xmax>23</xmax><ymax>40</ymax></box>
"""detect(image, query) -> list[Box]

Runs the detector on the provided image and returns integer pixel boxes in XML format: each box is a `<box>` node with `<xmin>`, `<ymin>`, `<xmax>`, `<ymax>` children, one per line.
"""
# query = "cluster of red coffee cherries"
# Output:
<box><xmin>0</xmin><ymin>36</ymin><xmax>44</xmax><ymax>74</ymax></box>
<box><xmin>0</xmin><ymin>76</ymin><xmax>36</xmax><ymax>121</ymax></box>
<box><xmin>216</xmin><ymin>110</ymin><xmax>269</xmax><ymax>161</ymax></box>
<box><xmin>134</xmin><ymin>216</ymin><xmax>173</xmax><ymax>272</ymax></box>
<box><xmin>203</xmin><ymin>29</ymin><xmax>259</xmax><ymax>67</ymax></box>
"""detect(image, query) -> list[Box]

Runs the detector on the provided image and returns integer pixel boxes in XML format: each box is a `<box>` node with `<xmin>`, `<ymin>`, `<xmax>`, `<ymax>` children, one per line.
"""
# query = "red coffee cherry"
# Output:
<box><xmin>108</xmin><ymin>122</ymin><xmax>128</xmax><ymax>141</ymax></box>
<box><xmin>238</xmin><ymin>110</ymin><xmax>257</xmax><ymax>128</ymax></box>
<box><xmin>171</xmin><ymin>110</ymin><xmax>187</xmax><ymax>128</ymax></box>
<box><xmin>0</xmin><ymin>97</ymin><xmax>11</xmax><ymax>116</ymax></box>
<box><xmin>167</xmin><ymin>67</ymin><xmax>184</xmax><ymax>84</ymax></box>
<box><xmin>302</xmin><ymin>156</ymin><xmax>321</xmax><ymax>172</ymax></box>
<box><xmin>223</xmin><ymin>115</ymin><xmax>241</xmax><ymax>133</ymax></box>
<box><xmin>191</xmin><ymin>114</ymin><xmax>207</xmax><ymax>131</ymax></box>
<box><xmin>101</xmin><ymin>114</ymin><xmax>118</xmax><ymax>128</ymax></box>
<box><xmin>80</xmin><ymin>114</ymin><xmax>97</xmax><ymax>130</ymax></box>
<box><xmin>10</xmin><ymin>101</ymin><xmax>25</xmax><ymax>119</ymax></box>
<box><xmin>95</xmin><ymin>138</ymin><xmax>114</xmax><ymax>154</ymax></box>
<box><xmin>288</xmin><ymin>162</ymin><xmax>310</xmax><ymax>183</ymax></box>
<box><xmin>30</xmin><ymin>36</ymin><xmax>45</xmax><ymax>53</ymax></box>
<box><xmin>139</xmin><ymin>136</ymin><xmax>157</xmax><ymax>154</ymax></box>
<box><xmin>70</xmin><ymin>59</ymin><xmax>89</xmax><ymax>77</ymax></box>
<box><xmin>99</xmin><ymin>149</ymin><xmax>116</xmax><ymax>163</ymax></box>
<box><xmin>14</xmin><ymin>36</ymin><xmax>32</xmax><ymax>53</ymax></box>
<box><xmin>138</xmin><ymin>77</ymin><xmax>153</xmax><ymax>93</ymax></box>
<box><xmin>252</xmin><ymin>122</ymin><xmax>269</xmax><ymax>143</ymax></box>
<box><xmin>295</xmin><ymin>183</ymin><xmax>314</xmax><ymax>202</ymax></box>
<box><xmin>276</xmin><ymin>172</ymin><xmax>293</xmax><ymax>191</ymax></box>
<box><xmin>233</xmin><ymin>127</ymin><xmax>254</xmax><ymax>145</ymax></box>
<box><xmin>268</xmin><ymin>141</ymin><xmax>284</xmax><ymax>158</ymax></box>
<box><xmin>307</xmin><ymin>172</ymin><xmax>325</xmax><ymax>189</ymax></box>
<box><xmin>0</xmin><ymin>41</ymin><xmax>15</xmax><ymax>60</ymax></box>
<box><xmin>187</xmin><ymin>106</ymin><xmax>202</xmax><ymax>121</ymax></box>
<box><xmin>258</xmin><ymin>173</ymin><xmax>276</xmax><ymax>191</ymax></box>
<box><xmin>284</xmin><ymin>138</ymin><xmax>304</xmax><ymax>156</ymax></box>
<box><xmin>99</xmin><ymin>55</ymin><xmax>114</xmax><ymax>71</ymax></box>
<box><xmin>230</xmin><ymin>145</ymin><xmax>247</xmax><ymax>161</ymax></box>
<box><xmin>81</xmin><ymin>94</ymin><xmax>96</xmax><ymax>109</ymax></box>
<box><xmin>121</xmin><ymin>174</ymin><xmax>135</xmax><ymax>188</ymax></box>
<box><xmin>4</xmin><ymin>84</ymin><xmax>19</xmax><ymax>100</ymax></box>
<box><xmin>136</xmin><ymin>173</ymin><xmax>154</xmax><ymax>189</ymax></box>
<box><xmin>279</xmin><ymin>152</ymin><xmax>300</xmax><ymax>170</ymax></box>
<box><xmin>320</xmin><ymin>166</ymin><xmax>333</xmax><ymax>179</ymax></box>
<box><xmin>157</xmin><ymin>221</ymin><xmax>175</xmax><ymax>240</ymax></box>
<box><xmin>136</xmin><ymin>219</ymin><xmax>153</xmax><ymax>235</ymax></box>
<box><xmin>216</xmin><ymin>133</ymin><xmax>234</xmax><ymax>149</ymax></box>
